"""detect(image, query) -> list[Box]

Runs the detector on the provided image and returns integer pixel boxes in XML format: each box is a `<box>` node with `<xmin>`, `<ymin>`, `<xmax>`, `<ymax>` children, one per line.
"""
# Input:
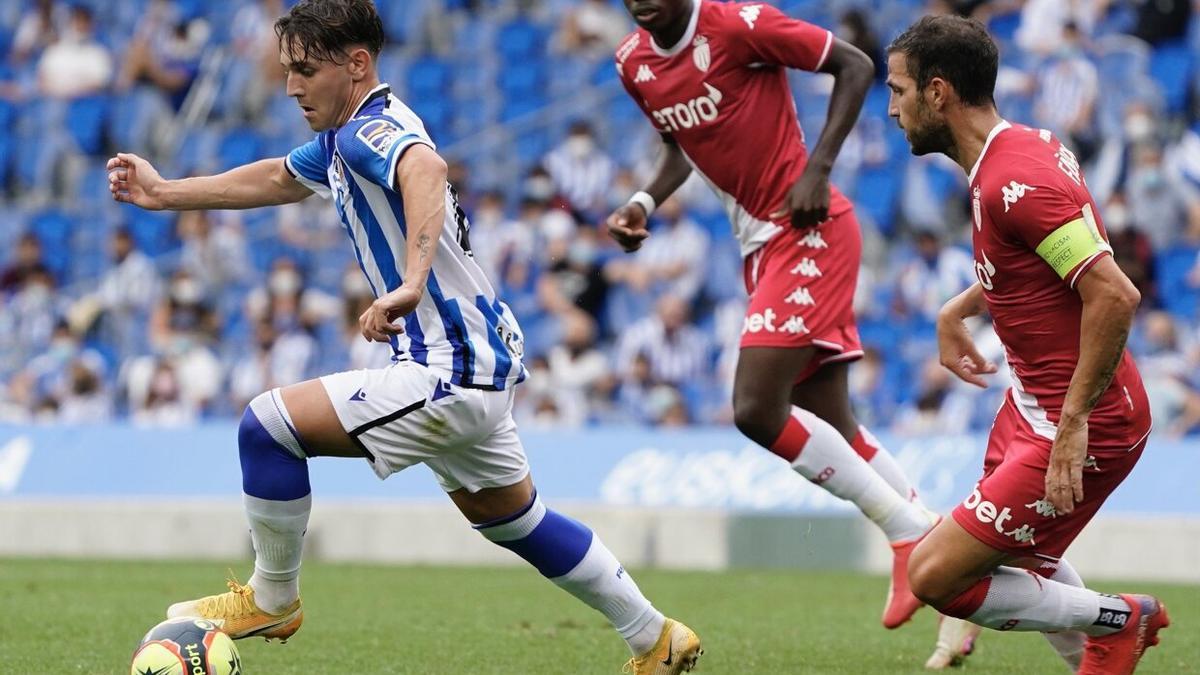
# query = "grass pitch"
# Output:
<box><xmin>1</xmin><ymin>559</ymin><xmax>1195</xmax><ymax>674</ymax></box>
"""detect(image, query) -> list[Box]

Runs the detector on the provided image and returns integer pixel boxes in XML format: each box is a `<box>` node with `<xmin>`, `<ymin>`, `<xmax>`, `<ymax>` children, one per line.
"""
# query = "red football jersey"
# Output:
<box><xmin>971</xmin><ymin>121</ymin><xmax>1151</xmax><ymax>451</ymax></box>
<box><xmin>616</xmin><ymin>0</ymin><xmax>854</xmax><ymax>257</ymax></box>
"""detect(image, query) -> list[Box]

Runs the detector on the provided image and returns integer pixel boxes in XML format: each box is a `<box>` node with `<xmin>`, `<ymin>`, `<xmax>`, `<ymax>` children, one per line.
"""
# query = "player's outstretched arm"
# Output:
<box><xmin>606</xmin><ymin>137</ymin><xmax>691</xmax><ymax>253</ymax></box>
<box><xmin>358</xmin><ymin>144</ymin><xmax>447</xmax><ymax>342</ymax></box>
<box><xmin>107</xmin><ymin>153</ymin><xmax>312</xmax><ymax>211</ymax></box>
<box><xmin>775</xmin><ymin>39</ymin><xmax>874</xmax><ymax>229</ymax></box>
<box><xmin>936</xmin><ymin>282</ymin><xmax>998</xmax><ymax>388</ymax></box>
<box><xmin>1045</xmin><ymin>256</ymin><xmax>1141</xmax><ymax>514</ymax></box>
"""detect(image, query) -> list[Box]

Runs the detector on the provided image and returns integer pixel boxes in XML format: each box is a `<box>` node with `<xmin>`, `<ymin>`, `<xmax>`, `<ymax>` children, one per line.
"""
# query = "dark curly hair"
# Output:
<box><xmin>887</xmin><ymin>15</ymin><xmax>998</xmax><ymax>107</ymax></box>
<box><xmin>275</xmin><ymin>0</ymin><xmax>385</xmax><ymax>64</ymax></box>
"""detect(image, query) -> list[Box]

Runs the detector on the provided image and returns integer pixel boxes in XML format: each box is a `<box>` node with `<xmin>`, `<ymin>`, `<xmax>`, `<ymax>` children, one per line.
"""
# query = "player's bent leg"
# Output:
<box><xmin>736</xmin><ymin>347</ymin><xmax>933</xmax><ymax>628</ymax></box>
<box><xmin>909</xmin><ymin>517</ymin><xmax>1169</xmax><ymax>672</ymax></box>
<box><xmin>168</xmin><ymin>383</ymin><xmax>347</xmax><ymax>641</ymax></box>
<box><xmin>787</xmin><ymin>360</ymin><xmax>938</xmax><ymax>629</ymax></box>
<box><xmin>454</xmin><ymin>477</ymin><xmax>702</xmax><ymax>674</ymax></box>
<box><xmin>1033</xmin><ymin>558</ymin><xmax>1088</xmax><ymax>670</ymax></box>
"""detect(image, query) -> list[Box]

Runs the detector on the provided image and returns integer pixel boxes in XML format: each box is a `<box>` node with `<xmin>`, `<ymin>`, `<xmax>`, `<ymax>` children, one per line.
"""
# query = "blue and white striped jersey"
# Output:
<box><xmin>285</xmin><ymin>84</ymin><xmax>526</xmax><ymax>390</ymax></box>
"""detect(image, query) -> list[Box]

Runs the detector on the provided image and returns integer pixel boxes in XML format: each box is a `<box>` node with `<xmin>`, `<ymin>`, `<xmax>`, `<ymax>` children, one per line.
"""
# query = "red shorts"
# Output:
<box><xmin>740</xmin><ymin>209</ymin><xmax>863</xmax><ymax>383</ymax></box>
<box><xmin>951</xmin><ymin>394</ymin><xmax>1149</xmax><ymax>560</ymax></box>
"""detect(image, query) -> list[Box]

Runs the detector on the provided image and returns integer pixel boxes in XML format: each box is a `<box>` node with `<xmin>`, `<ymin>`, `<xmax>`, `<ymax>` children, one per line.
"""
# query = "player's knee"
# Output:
<box><xmin>240</xmin><ymin>390</ymin><xmax>306</xmax><ymax>462</ymax></box>
<box><xmin>732</xmin><ymin>393</ymin><xmax>782</xmax><ymax>446</ymax></box>
<box><xmin>907</xmin><ymin>544</ymin><xmax>951</xmax><ymax>608</ymax></box>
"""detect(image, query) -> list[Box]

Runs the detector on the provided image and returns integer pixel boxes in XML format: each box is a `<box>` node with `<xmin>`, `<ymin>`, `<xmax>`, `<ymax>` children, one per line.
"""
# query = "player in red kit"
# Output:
<box><xmin>607</xmin><ymin>0</ymin><xmax>946</xmax><ymax>634</ymax></box>
<box><xmin>889</xmin><ymin>16</ymin><xmax>1169</xmax><ymax>674</ymax></box>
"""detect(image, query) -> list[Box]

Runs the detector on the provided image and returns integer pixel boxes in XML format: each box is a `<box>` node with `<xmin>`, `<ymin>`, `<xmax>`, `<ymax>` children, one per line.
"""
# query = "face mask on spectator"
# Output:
<box><xmin>342</xmin><ymin>271</ymin><xmax>371</xmax><ymax>298</ymax></box>
<box><xmin>524</xmin><ymin>176</ymin><xmax>555</xmax><ymax>202</ymax></box>
<box><xmin>1125</xmin><ymin>114</ymin><xmax>1155</xmax><ymax>142</ymax></box>
<box><xmin>565</xmin><ymin>134</ymin><xmax>595</xmax><ymax>159</ymax></box>
<box><xmin>269</xmin><ymin>269</ymin><xmax>302</xmax><ymax>296</ymax></box>
<box><xmin>170</xmin><ymin>279</ymin><xmax>203</xmax><ymax>305</ymax></box>
<box><xmin>1105</xmin><ymin>204</ymin><xmax>1130</xmax><ymax>233</ymax></box>
<box><xmin>1134</xmin><ymin>168</ymin><xmax>1165</xmax><ymax>191</ymax></box>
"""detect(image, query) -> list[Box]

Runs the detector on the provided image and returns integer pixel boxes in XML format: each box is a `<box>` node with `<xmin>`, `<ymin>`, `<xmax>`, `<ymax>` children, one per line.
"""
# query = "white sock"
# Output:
<box><xmin>552</xmin><ymin>536</ymin><xmax>665</xmax><ymax>655</ymax></box>
<box><xmin>852</xmin><ymin>425</ymin><xmax>924</xmax><ymax>507</ymax></box>
<box><xmin>787</xmin><ymin>408</ymin><xmax>931</xmax><ymax>542</ymax></box>
<box><xmin>1037</xmin><ymin>560</ymin><xmax>1088</xmax><ymax>669</ymax></box>
<box><xmin>244</xmin><ymin>493</ymin><xmax>310</xmax><ymax>614</ymax></box>
<box><xmin>968</xmin><ymin>566</ymin><xmax>1133</xmax><ymax>636</ymax></box>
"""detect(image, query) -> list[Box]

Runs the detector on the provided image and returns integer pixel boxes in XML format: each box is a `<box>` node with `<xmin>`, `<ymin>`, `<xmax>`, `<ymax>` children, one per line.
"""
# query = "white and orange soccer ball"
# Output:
<box><xmin>130</xmin><ymin>617</ymin><xmax>242</xmax><ymax>675</ymax></box>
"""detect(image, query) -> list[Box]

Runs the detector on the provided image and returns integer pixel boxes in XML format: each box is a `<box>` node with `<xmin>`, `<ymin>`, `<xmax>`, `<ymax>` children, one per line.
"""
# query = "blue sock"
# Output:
<box><xmin>240</xmin><ymin>389</ymin><xmax>312</xmax><ymax>612</ymax></box>
<box><xmin>477</xmin><ymin>491</ymin><xmax>662</xmax><ymax>652</ymax></box>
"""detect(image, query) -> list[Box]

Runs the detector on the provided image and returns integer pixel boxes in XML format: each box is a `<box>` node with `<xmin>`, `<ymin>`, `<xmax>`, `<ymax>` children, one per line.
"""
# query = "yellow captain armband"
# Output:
<box><xmin>1034</xmin><ymin>203</ymin><xmax>1113</xmax><ymax>279</ymax></box>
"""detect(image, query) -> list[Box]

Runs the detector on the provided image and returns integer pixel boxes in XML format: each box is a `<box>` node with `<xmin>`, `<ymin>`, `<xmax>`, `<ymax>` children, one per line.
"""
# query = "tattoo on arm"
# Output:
<box><xmin>1084</xmin><ymin>327</ymin><xmax>1129</xmax><ymax>412</ymax></box>
<box><xmin>417</xmin><ymin>232</ymin><xmax>432</xmax><ymax>263</ymax></box>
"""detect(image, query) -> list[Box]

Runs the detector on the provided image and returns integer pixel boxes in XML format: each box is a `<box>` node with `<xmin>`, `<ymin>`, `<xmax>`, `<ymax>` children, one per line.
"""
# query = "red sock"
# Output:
<box><xmin>768</xmin><ymin>413</ymin><xmax>812</xmax><ymax>462</ymax></box>
<box><xmin>941</xmin><ymin>577</ymin><xmax>993</xmax><ymax>619</ymax></box>
<box><xmin>849</xmin><ymin>427</ymin><xmax>878</xmax><ymax>462</ymax></box>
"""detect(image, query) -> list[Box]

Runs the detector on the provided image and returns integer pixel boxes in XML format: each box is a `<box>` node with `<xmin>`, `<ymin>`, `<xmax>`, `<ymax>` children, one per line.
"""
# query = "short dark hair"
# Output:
<box><xmin>887</xmin><ymin>15</ymin><xmax>998</xmax><ymax>107</ymax></box>
<box><xmin>275</xmin><ymin>0</ymin><xmax>385</xmax><ymax>64</ymax></box>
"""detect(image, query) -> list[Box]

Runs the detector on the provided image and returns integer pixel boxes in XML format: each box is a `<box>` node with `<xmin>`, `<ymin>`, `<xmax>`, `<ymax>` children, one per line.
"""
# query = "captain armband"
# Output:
<box><xmin>1034</xmin><ymin>204</ymin><xmax>1113</xmax><ymax>280</ymax></box>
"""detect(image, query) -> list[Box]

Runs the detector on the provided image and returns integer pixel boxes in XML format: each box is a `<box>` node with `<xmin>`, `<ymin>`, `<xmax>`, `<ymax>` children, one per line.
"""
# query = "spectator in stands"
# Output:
<box><xmin>1102</xmin><ymin>192</ymin><xmax>1157</xmax><ymax>308</ymax></box>
<box><xmin>117</xmin><ymin>0</ymin><xmax>209</xmax><ymax>109</ymax></box>
<box><xmin>0</xmin><ymin>232</ymin><xmax>50</xmax><ymax>295</ymax></box>
<box><xmin>144</xmin><ymin>269</ymin><xmax>222</xmax><ymax>413</ymax></box>
<box><xmin>0</xmin><ymin>266</ymin><xmax>64</xmax><ymax>372</ymax></box>
<box><xmin>130</xmin><ymin>358</ymin><xmax>196</xmax><ymax>426</ymax></box>
<box><xmin>10</xmin><ymin>0</ymin><xmax>64</xmax><ymax>65</ymax></box>
<box><xmin>616</xmin><ymin>294</ymin><xmax>711</xmax><ymax>388</ymax></box>
<box><xmin>229</xmin><ymin>0</ymin><xmax>285</xmax><ymax>119</ymax></box>
<box><xmin>545</xmin><ymin>311</ymin><xmax>614</xmax><ymax>425</ymax></box>
<box><xmin>1137</xmin><ymin>310</ymin><xmax>1200</xmax><ymax>436</ymax></box>
<box><xmin>228</xmin><ymin>319</ymin><xmax>316</xmax><ymax>411</ymax></box>
<box><xmin>553</xmin><ymin>0</ymin><xmax>628</xmax><ymax>57</ymax></box>
<box><xmin>339</xmin><ymin>264</ymin><xmax>393</xmax><ymax>371</ymax></box>
<box><xmin>469</xmin><ymin>190</ymin><xmax>536</xmax><ymax>297</ymax></box>
<box><xmin>76</xmin><ymin>228</ymin><xmax>161</xmax><ymax>361</ymax></box>
<box><xmin>1032</xmin><ymin>22</ymin><xmax>1099</xmax><ymax>163</ymax></box>
<box><xmin>607</xmin><ymin>196</ymin><xmax>711</xmax><ymax>306</ymax></box>
<box><xmin>536</xmin><ymin>220</ymin><xmax>612</xmax><ymax>324</ymax></box>
<box><xmin>645</xmin><ymin>384</ymin><xmax>691</xmax><ymax>427</ymax></box>
<box><xmin>543</xmin><ymin>120</ymin><xmax>616</xmax><ymax>217</ymax></box>
<box><xmin>1015</xmin><ymin>0</ymin><xmax>1100</xmax><ymax>55</ymax></box>
<box><xmin>6</xmin><ymin>319</ymin><xmax>110</xmax><ymax>423</ymax></box>
<box><xmin>177</xmin><ymin>210</ymin><xmax>249</xmax><ymax>299</ymax></box>
<box><xmin>1131</xmin><ymin>0</ymin><xmax>1192</xmax><ymax>45</ymax></box>
<box><xmin>36</xmin><ymin>4</ymin><xmax>111</xmax><ymax>99</ymax></box>
<box><xmin>893</xmin><ymin>358</ymin><xmax>974</xmax><ymax>436</ymax></box>
<box><xmin>244</xmin><ymin>257</ymin><xmax>339</xmax><ymax>336</ymax></box>
<box><xmin>1127</xmin><ymin>142</ymin><xmax>1195</xmax><ymax>248</ymax></box>
<box><xmin>837</xmin><ymin>10</ymin><xmax>885</xmax><ymax>83</ymax></box>
<box><xmin>893</xmin><ymin>228</ymin><xmax>976</xmax><ymax>324</ymax></box>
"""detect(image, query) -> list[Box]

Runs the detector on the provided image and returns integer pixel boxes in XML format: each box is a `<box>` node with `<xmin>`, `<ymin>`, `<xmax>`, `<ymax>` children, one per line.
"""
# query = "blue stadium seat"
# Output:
<box><xmin>500</xmin><ymin>97</ymin><xmax>546</xmax><ymax>123</ymax></box>
<box><xmin>67</xmin><ymin>95</ymin><xmax>109</xmax><ymax>155</ymax></box>
<box><xmin>218</xmin><ymin>127</ymin><xmax>264</xmax><ymax>172</ymax></box>
<box><xmin>407</xmin><ymin>57</ymin><xmax>452</xmax><ymax>98</ymax></box>
<box><xmin>1156</xmin><ymin>246</ymin><xmax>1200</xmax><ymax>318</ymax></box>
<box><xmin>31</xmin><ymin>209</ymin><xmax>74</xmax><ymax>280</ymax></box>
<box><xmin>496</xmin><ymin>19</ymin><xmax>545</xmax><ymax>61</ymax></box>
<box><xmin>498</xmin><ymin>61</ymin><xmax>545</xmax><ymax>98</ymax></box>
<box><xmin>126</xmin><ymin>207</ymin><xmax>175</xmax><ymax>257</ymax></box>
<box><xmin>852</xmin><ymin>166</ymin><xmax>900</xmax><ymax>235</ymax></box>
<box><xmin>1148</xmin><ymin>40</ymin><xmax>1195</xmax><ymax>114</ymax></box>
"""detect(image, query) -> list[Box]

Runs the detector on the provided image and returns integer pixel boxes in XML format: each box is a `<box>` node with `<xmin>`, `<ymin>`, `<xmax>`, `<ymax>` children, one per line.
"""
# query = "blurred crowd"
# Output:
<box><xmin>0</xmin><ymin>0</ymin><xmax>1199</xmax><ymax>435</ymax></box>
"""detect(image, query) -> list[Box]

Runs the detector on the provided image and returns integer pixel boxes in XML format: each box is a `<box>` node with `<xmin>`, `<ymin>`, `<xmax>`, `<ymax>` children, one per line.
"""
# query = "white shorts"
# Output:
<box><xmin>320</xmin><ymin>361</ymin><xmax>529</xmax><ymax>493</ymax></box>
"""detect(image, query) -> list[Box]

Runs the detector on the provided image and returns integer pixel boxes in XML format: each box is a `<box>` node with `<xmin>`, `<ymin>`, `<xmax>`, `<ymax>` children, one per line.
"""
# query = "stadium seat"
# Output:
<box><xmin>496</xmin><ymin>19</ymin><xmax>545</xmax><ymax>61</ymax></box>
<box><xmin>1148</xmin><ymin>40</ymin><xmax>1195</xmax><ymax>114</ymax></box>
<box><xmin>852</xmin><ymin>166</ymin><xmax>900</xmax><ymax>236</ymax></box>
<box><xmin>498</xmin><ymin>61</ymin><xmax>546</xmax><ymax>98</ymax></box>
<box><xmin>66</xmin><ymin>95</ymin><xmax>109</xmax><ymax>156</ymax></box>
<box><xmin>30</xmin><ymin>209</ymin><xmax>74</xmax><ymax>280</ymax></box>
<box><xmin>407</xmin><ymin>56</ymin><xmax>452</xmax><ymax>98</ymax></box>
<box><xmin>218</xmin><ymin>127</ymin><xmax>265</xmax><ymax>172</ymax></box>
<box><xmin>1156</xmin><ymin>246</ymin><xmax>1200</xmax><ymax>318</ymax></box>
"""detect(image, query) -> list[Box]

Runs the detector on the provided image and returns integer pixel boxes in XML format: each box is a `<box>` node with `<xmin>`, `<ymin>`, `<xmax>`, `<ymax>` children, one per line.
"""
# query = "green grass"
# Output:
<box><xmin>0</xmin><ymin>559</ymin><xmax>1195</xmax><ymax>674</ymax></box>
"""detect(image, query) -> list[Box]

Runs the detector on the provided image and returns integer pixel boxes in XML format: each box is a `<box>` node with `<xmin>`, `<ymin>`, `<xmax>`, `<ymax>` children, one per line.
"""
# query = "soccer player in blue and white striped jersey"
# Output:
<box><xmin>108</xmin><ymin>1</ymin><xmax>700</xmax><ymax>671</ymax></box>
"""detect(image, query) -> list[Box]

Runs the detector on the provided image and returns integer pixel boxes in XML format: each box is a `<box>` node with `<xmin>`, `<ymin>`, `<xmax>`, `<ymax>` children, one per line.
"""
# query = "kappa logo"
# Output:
<box><xmin>780</xmin><ymin>315</ymin><xmax>810</xmax><ymax>335</ymax></box>
<box><xmin>798</xmin><ymin>230</ymin><xmax>828</xmax><ymax>249</ymax></box>
<box><xmin>356</xmin><ymin>119</ymin><xmax>405</xmax><ymax>159</ymax></box>
<box><xmin>963</xmin><ymin>486</ymin><xmax>1037</xmax><ymax>545</ymax></box>
<box><xmin>693</xmin><ymin>35</ymin><xmax>711</xmax><ymax>72</ymax></box>
<box><xmin>739</xmin><ymin>4</ymin><xmax>763</xmax><ymax>29</ymax></box>
<box><xmin>1025</xmin><ymin>498</ymin><xmax>1059</xmax><ymax>518</ymax></box>
<box><xmin>634</xmin><ymin>64</ymin><xmax>656</xmax><ymax>83</ymax></box>
<box><xmin>1001</xmin><ymin>181</ymin><xmax>1036</xmax><ymax>213</ymax></box>
<box><xmin>784</xmin><ymin>287</ymin><xmax>815</xmax><ymax>306</ymax></box>
<box><xmin>790</xmin><ymin>258</ymin><xmax>822</xmax><ymax>278</ymax></box>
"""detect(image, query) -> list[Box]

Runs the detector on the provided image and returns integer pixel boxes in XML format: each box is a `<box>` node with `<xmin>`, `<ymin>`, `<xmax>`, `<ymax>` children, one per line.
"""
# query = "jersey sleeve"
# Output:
<box><xmin>284</xmin><ymin>137</ymin><xmax>331</xmax><ymax>199</ymax></box>
<box><xmin>985</xmin><ymin>157</ymin><xmax>1113</xmax><ymax>289</ymax></box>
<box><xmin>337</xmin><ymin>117</ymin><xmax>432</xmax><ymax>191</ymax></box>
<box><xmin>727</xmin><ymin>3</ymin><xmax>833</xmax><ymax>72</ymax></box>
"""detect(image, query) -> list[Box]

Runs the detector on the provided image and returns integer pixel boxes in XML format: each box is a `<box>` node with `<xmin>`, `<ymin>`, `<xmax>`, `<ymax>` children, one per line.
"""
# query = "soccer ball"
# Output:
<box><xmin>130</xmin><ymin>617</ymin><xmax>242</xmax><ymax>675</ymax></box>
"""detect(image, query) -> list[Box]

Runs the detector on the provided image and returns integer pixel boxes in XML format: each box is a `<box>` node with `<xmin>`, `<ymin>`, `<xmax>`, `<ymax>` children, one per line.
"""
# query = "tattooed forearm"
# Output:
<box><xmin>417</xmin><ymin>232</ymin><xmax>432</xmax><ymax>263</ymax></box>
<box><xmin>1083</xmin><ymin>326</ymin><xmax>1129</xmax><ymax>413</ymax></box>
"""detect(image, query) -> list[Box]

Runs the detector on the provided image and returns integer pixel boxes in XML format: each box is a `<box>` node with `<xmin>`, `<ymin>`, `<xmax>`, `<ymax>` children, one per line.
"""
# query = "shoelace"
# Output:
<box><xmin>198</xmin><ymin>575</ymin><xmax>256</xmax><ymax>620</ymax></box>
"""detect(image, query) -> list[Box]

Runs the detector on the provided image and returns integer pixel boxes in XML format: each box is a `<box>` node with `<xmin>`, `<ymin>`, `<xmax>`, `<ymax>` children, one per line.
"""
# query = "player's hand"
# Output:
<box><xmin>1045</xmin><ymin>416</ymin><xmax>1087</xmax><ymax>515</ymax></box>
<box><xmin>359</xmin><ymin>285</ymin><xmax>421</xmax><ymax>343</ymax></box>
<box><xmin>773</xmin><ymin>167</ymin><xmax>831</xmax><ymax>230</ymax></box>
<box><xmin>606</xmin><ymin>203</ymin><xmax>650</xmax><ymax>253</ymax></box>
<box><xmin>107</xmin><ymin>152</ymin><xmax>167</xmax><ymax>210</ymax></box>
<box><xmin>936</xmin><ymin>311</ymin><xmax>997</xmax><ymax>388</ymax></box>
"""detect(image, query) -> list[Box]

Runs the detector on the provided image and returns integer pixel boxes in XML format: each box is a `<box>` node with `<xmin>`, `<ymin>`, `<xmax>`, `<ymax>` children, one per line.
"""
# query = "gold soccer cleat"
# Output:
<box><xmin>166</xmin><ymin>576</ymin><xmax>303</xmax><ymax>642</ymax></box>
<box><xmin>624</xmin><ymin>618</ymin><xmax>703</xmax><ymax>675</ymax></box>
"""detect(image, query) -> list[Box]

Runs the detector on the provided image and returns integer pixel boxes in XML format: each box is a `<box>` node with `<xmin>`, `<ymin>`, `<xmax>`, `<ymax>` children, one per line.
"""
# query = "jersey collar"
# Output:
<box><xmin>968</xmin><ymin>119</ymin><xmax>1011</xmax><ymax>184</ymax></box>
<box><xmin>350</xmin><ymin>83</ymin><xmax>391</xmax><ymax>119</ymax></box>
<box><xmin>650</xmin><ymin>0</ymin><xmax>701</xmax><ymax>57</ymax></box>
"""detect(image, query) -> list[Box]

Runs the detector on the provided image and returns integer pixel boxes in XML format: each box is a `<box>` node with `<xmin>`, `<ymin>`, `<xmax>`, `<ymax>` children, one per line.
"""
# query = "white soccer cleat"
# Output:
<box><xmin>924</xmin><ymin>615</ymin><xmax>982</xmax><ymax>670</ymax></box>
